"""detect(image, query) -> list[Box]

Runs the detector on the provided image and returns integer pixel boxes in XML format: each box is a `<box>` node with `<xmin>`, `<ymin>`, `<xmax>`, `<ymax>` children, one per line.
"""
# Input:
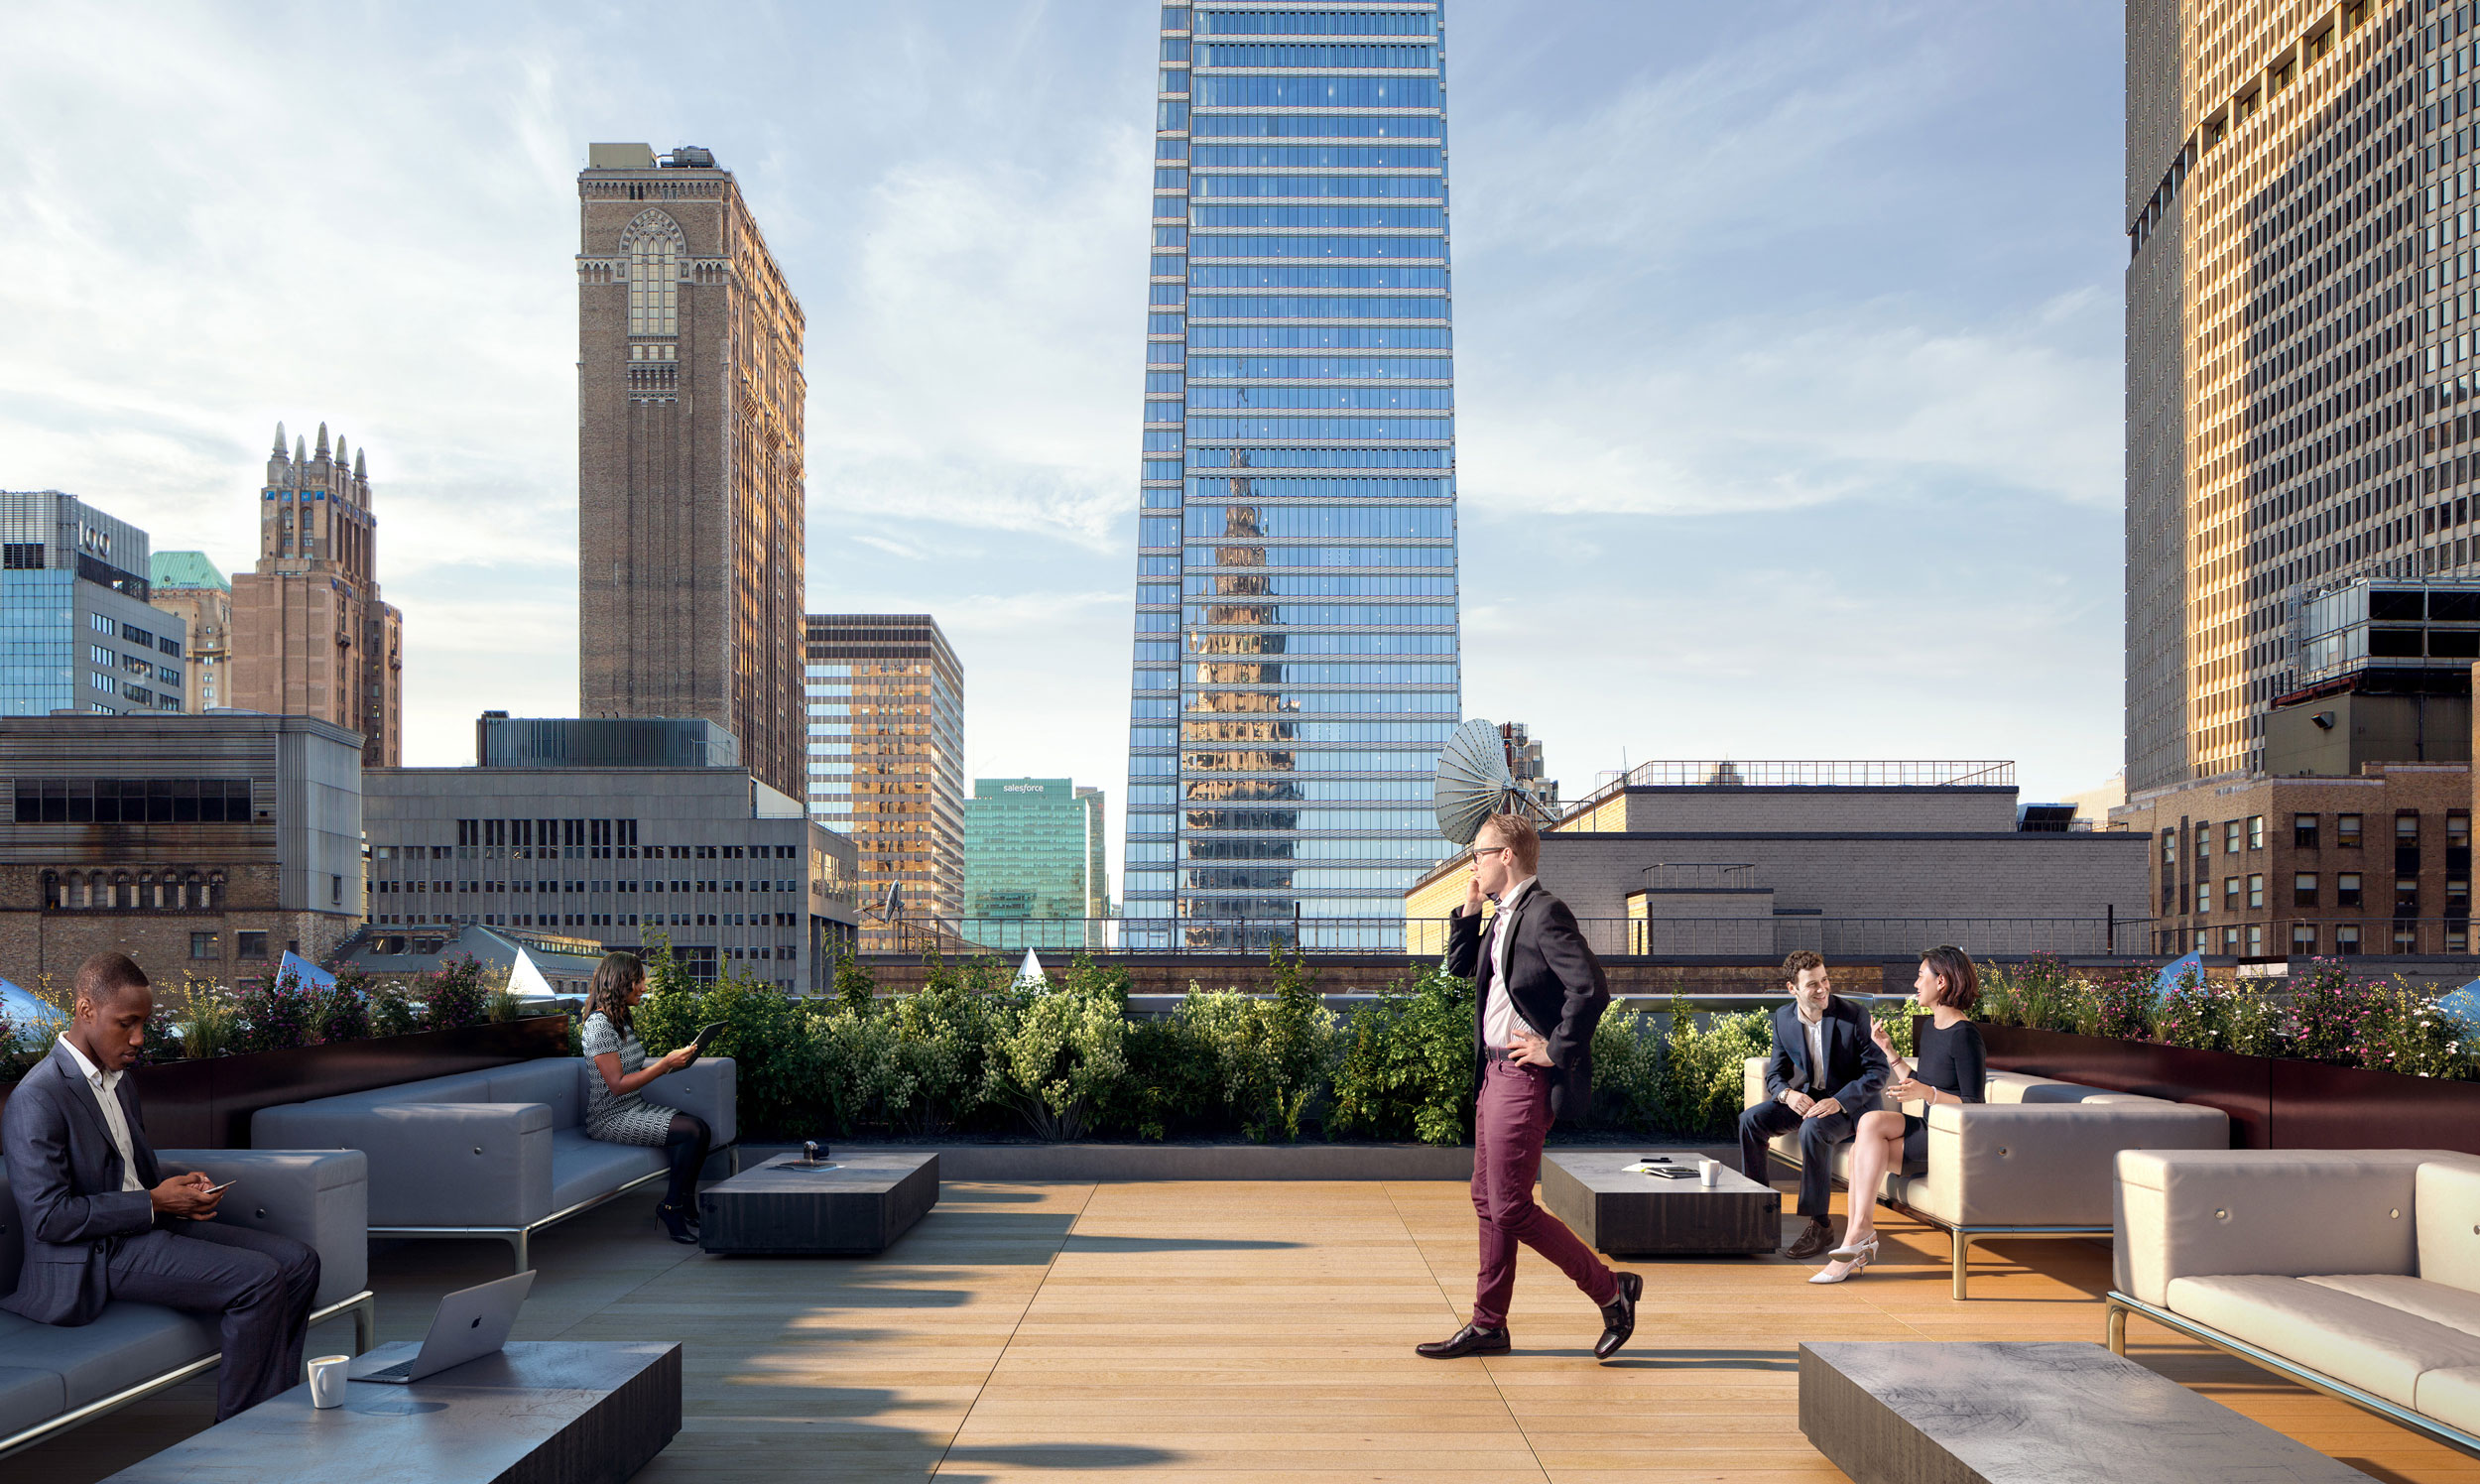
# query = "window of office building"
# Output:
<box><xmin>2248</xmin><ymin>814</ymin><xmax>2264</xmax><ymax>849</ymax></box>
<box><xmin>2337</xmin><ymin>872</ymin><xmax>2363</xmax><ymax>908</ymax></box>
<box><xmin>2294</xmin><ymin>872</ymin><xmax>2319</xmax><ymax>908</ymax></box>
<box><xmin>2294</xmin><ymin>813</ymin><xmax>2320</xmax><ymax>849</ymax></box>
<box><xmin>2337</xmin><ymin>813</ymin><xmax>2363</xmax><ymax>848</ymax></box>
<box><xmin>2223</xmin><ymin>820</ymin><xmax>2241</xmax><ymax>853</ymax></box>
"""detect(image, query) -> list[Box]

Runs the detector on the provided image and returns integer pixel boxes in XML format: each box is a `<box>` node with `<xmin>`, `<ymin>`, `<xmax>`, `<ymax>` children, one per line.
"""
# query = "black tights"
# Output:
<box><xmin>662</xmin><ymin>1112</ymin><xmax>710</xmax><ymax>1209</ymax></box>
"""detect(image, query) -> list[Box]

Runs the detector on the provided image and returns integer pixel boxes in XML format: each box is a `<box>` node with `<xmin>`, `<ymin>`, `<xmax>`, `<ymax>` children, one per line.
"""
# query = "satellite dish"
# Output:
<box><xmin>1434</xmin><ymin>717</ymin><xmax>1552</xmax><ymax>845</ymax></box>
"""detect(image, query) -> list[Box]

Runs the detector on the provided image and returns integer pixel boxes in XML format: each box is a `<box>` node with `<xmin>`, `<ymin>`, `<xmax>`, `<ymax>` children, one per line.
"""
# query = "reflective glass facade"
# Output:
<box><xmin>0</xmin><ymin>491</ymin><xmax>186</xmax><ymax>719</ymax></box>
<box><xmin>806</xmin><ymin>614</ymin><xmax>966</xmax><ymax>946</ymax></box>
<box><xmin>1125</xmin><ymin>3</ymin><xmax>1460</xmax><ymax>950</ymax></box>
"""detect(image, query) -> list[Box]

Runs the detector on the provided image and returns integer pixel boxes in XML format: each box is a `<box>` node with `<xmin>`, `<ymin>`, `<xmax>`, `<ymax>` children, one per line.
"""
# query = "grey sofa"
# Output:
<box><xmin>1741</xmin><ymin>1055</ymin><xmax>2229</xmax><ymax>1296</ymax></box>
<box><xmin>252</xmin><ymin>1056</ymin><xmax>736</xmax><ymax>1271</ymax></box>
<box><xmin>0</xmin><ymin>1148</ymin><xmax>373</xmax><ymax>1460</ymax></box>
<box><xmin>2108</xmin><ymin>1147</ymin><xmax>2480</xmax><ymax>1454</ymax></box>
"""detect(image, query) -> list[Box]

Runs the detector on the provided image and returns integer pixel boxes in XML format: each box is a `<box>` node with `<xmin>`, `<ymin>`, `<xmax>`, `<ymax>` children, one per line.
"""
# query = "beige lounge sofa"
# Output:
<box><xmin>1742</xmin><ymin>1056</ymin><xmax>2229</xmax><ymax>1297</ymax></box>
<box><xmin>2108</xmin><ymin>1148</ymin><xmax>2480</xmax><ymax>1453</ymax></box>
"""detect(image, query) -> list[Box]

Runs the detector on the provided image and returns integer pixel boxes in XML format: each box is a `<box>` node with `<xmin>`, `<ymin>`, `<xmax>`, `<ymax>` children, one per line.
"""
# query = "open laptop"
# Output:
<box><xmin>349</xmin><ymin>1271</ymin><xmax>535</xmax><ymax>1384</ymax></box>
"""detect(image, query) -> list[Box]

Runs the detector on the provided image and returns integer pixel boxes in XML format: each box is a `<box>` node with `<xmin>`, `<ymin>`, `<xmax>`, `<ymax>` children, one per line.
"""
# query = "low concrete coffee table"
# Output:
<box><xmin>1798</xmin><ymin>1340</ymin><xmax>2372</xmax><ymax>1483</ymax></box>
<box><xmin>1540</xmin><ymin>1151</ymin><xmax>1778</xmax><ymax>1256</ymax></box>
<box><xmin>697</xmin><ymin>1151</ymin><xmax>939</xmax><ymax>1255</ymax></box>
<box><xmin>100</xmin><ymin>1340</ymin><xmax>680</xmax><ymax>1484</ymax></box>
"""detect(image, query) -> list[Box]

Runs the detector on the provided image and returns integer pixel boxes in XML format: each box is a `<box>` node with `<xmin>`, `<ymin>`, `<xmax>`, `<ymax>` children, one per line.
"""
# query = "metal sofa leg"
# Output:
<box><xmin>353</xmin><ymin>1294</ymin><xmax>377</xmax><ymax>1354</ymax></box>
<box><xmin>2106</xmin><ymin>1298</ymin><xmax>2129</xmax><ymax>1355</ymax></box>
<box><xmin>1951</xmin><ymin>1231</ymin><xmax>1971</xmax><ymax>1300</ymax></box>
<box><xmin>510</xmin><ymin>1229</ymin><xmax>531</xmax><ymax>1275</ymax></box>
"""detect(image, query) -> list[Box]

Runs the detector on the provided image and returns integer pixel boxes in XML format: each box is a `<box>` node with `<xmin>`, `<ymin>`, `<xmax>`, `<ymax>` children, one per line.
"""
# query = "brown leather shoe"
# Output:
<box><xmin>1785</xmin><ymin>1216</ymin><xmax>1836</xmax><ymax>1261</ymax></box>
<box><xmin>1416</xmin><ymin>1322</ymin><xmax>1511</xmax><ymax>1359</ymax></box>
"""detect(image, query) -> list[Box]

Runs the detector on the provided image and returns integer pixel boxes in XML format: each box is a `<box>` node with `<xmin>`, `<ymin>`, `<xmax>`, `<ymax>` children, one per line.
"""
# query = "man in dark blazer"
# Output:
<box><xmin>1416</xmin><ymin>812</ymin><xmax>1641</xmax><ymax>1363</ymax></box>
<box><xmin>2</xmin><ymin>952</ymin><xmax>319</xmax><ymax>1420</ymax></box>
<box><xmin>1736</xmin><ymin>950</ymin><xmax>1890</xmax><ymax>1259</ymax></box>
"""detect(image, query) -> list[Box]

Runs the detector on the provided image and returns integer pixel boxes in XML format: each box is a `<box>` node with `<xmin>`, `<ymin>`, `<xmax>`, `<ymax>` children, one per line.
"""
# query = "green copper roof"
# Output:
<box><xmin>150</xmin><ymin>551</ymin><xmax>229</xmax><ymax>591</ymax></box>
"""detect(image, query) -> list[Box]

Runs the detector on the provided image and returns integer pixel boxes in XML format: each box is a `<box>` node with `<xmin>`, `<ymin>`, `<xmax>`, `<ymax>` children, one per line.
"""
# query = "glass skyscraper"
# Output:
<box><xmin>1123</xmin><ymin>2</ymin><xmax>1460</xmax><ymax>950</ymax></box>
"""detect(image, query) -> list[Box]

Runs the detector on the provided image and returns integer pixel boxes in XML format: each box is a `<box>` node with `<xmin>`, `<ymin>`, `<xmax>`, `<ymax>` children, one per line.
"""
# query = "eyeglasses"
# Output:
<box><xmin>1472</xmin><ymin>846</ymin><xmax>1511</xmax><ymax>858</ymax></box>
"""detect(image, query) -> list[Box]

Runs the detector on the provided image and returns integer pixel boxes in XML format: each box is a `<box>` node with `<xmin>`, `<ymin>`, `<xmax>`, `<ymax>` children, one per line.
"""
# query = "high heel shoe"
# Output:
<box><xmin>656</xmin><ymin>1201</ymin><xmax>698</xmax><ymax>1245</ymax></box>
<box><xmin>1807</xmin><ymin>1237</ymin><xmax>1877</xmax><ymax>1284</ymax></box>
<box><xmin>1827</xmin><ymin>1230</ymin><xmax>1878</xmax><ymax>1262</ymax></box>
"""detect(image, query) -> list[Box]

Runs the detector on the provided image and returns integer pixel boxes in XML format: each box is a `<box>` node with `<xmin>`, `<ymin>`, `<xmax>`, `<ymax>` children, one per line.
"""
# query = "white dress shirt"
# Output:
<box><xmin>1777</xmin><ymin>1003</ymin><xmax>1830</xmax><ymax>1103</ymax></box>
<box><xmin>1480</xmin><ymin>876</ymin><xmax>1538</xmax><ymax>1051</ymax></box>
<box><xmin>57</xmin><ymin>1036</ymin><xmax>145</xmax><ymax>1192</ymax></box>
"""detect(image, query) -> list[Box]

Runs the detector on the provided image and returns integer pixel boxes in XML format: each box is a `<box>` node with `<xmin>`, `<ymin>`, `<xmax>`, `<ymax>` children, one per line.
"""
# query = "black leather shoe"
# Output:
<box><xmin>1416</xmin><ymin>1323</ymin><xmax>1511</xmax><ymax>1359</ymax></box>
<box><xmin>1785</xmin><ymin>1216</ymin><xmax>1836</xmax><ymax>1261</ymax></box>
<box><xmin>1594</xmin><ymin>1271</ymin><xmax>1643</xmax><ymax>1360</ymax></box>
<box><xmin>656</xmin><ymin>1202</ymin><xmax>697</xmax><ymax>1245</ymax></box>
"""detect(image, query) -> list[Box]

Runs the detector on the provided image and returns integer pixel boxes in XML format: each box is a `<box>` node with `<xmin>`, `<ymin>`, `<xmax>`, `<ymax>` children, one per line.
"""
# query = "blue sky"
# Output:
<box><xmin>0</xmin><ymin>2</ymin><xmax>2126</xmax><ymax>879</ymax></box>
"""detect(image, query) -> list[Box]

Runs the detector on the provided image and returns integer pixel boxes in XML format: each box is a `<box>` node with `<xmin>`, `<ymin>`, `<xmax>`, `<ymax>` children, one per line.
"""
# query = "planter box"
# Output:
<box><xmin>0</xmin><ymin>1016</ymin><xmax>569</xmax><ymax>1149</ymax></box>
<box><xmin>1980</xmin><ymin>1024</ymin><xmax>2480</xmax><ymax>1157</ymax></box>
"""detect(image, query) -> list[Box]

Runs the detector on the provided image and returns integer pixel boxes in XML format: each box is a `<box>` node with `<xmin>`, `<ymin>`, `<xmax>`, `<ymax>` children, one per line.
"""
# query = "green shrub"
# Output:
<box><xmin>234</xmin><ymin>968</ymin><xmax>320</xmax><ymax>1052</ymax></box>
<box><xmin>637</xmin><ymin>944</ymin><xmax>823</xmax><ymax>1139</ymax></box>
<box><xmin>983</xmin><ymin>955</ymin><xmax>1132</xmax><ymax>1140</ymax></box>
<box><xmin>425</xmin><ymin>954</ymin><xmax>491</xmax><ymax>1032</ymax></box>
<box><xmin>1586</xmin><ymin>1005</ymin><xmax>1664</xmax><ymax>1132</ymax></box>
<box><xmin>2362</xmin><ymin>978</ymin><xmax>2471</xmax><ymax>1079</ymax></box>
<box><xmin>2090</xmin><ymin>969</ymin><xmax>2154</xmax><ymax>1042</ymax></box>
<box><xmin>180</xmin><ymin>986</ymin><xmax>242</xmax><ymax>1059</ymax></box>
<box><xmin>1654</xmin><ymin>994</ymin><xmax>1769</xmax><ymax>1138</ymax></box>
<box><xmin>834</xmin><ymin>955</ymin><xmax>878</xmax><ymax>1016</ymax></box>
<box><xmin>1868</xmin><ymin>998</ymin><xmax>1918</xmax><ymax>1059</ymax></box>
<box><xmin>2152</xmin><ymin>965</ymin><xmax>2225</xmax><ymax>1051</ymax></box>
<box><xmin>1326</xmin><ymin>964</ymin><xmax>1475</xmax><ymax>1145</ymax></box>
<box><xmin>369</xmin><ymin>979</ymin><xmax>420</xmax><ymax>1038</ymax></box>
<box><xmin>317</xmin><ymin>968</ymin><xmax>372</xmax><ymax>1045</ymax></box>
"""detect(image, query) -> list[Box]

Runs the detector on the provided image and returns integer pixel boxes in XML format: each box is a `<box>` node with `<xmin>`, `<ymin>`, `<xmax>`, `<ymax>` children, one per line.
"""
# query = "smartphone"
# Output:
<box><xmin>201</xmin><ymin>1178</ymin><xmax>236</xmax><ymax>1196</ymax></box>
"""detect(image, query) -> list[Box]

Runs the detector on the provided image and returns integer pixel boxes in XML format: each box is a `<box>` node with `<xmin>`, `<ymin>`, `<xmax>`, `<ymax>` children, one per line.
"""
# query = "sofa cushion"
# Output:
<box><xmin>2166</xmin><ymin>1273</ymin><xmax>2480</xmax><ymax>1407</ymax></box>
<box><xmin>2419</xmin><ymin>1161</ymin><xmax>2480</xmax><ymax>1297</ymax></box>
<box><xmin>0</xmin><ymin>1362</ymin><xmax>66</xmax><ymax>1439</ymax></box>
<box><xmin>484</xmin><ymin>1061</ymin><xmax>583</xmax><ymax>1131</ymax></box>
<box><xmin>30</xmin><ymin>1300</ymin><xmax>219</xmax><ymax>1409</ymax></box>
<box><xmin>549</xmin><ymin>1130</ymin><xmax>666</xmax><ymax>1215</ymax></box>
<box><xmin>0</xmin><ymin>1158</ymin><xmax>24</xmax><ymax>1297</ymax></box>
<box><xmin>2304</xmin><ymin>1274</ymin><xmax>2480</xmax><ymax>1339</ymax></box>
<box><xmin>2413</xmin><ymin>1366</ymin><xmax>2480</xmax><ymax>1435</ymax></box>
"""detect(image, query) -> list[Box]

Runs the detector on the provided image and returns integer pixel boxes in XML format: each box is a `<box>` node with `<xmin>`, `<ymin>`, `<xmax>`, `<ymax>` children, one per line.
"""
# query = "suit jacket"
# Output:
<box><xmin>1762</xmin><ymin>997</ymin><xmax>1890</xmax><ymax>1115</ymax></box>
<box><xmin>1</xmin><ymin>1041</ymin><xmax>164</xmax><ymax>1325</ymax></box>
<box><xmin>1445</xmin><ymin>884</ymin><xmax>1610</xmax><ymax>1121</ymax></box>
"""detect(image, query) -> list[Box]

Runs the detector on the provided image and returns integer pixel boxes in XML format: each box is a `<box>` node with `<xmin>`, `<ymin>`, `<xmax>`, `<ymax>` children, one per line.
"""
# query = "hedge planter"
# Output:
<box><xmin>1980</xmin><ymin>1024</ymin><xmax>2480</xmax><ymax>1157</ymax></box>
<box><xmin>0</xmin><ymin>1015</ymin><xmax>569</xmax><ymax>1149</ymax></box>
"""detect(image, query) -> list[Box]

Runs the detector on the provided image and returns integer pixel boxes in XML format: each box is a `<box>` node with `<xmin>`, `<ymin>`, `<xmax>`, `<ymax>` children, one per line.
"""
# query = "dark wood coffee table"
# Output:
<box><xmin>99</xmin><ymin>1340</ymin><xmax>679</xmax><ymax>1484</ymax></box>
<box><xmin>1798</xmin><ymin>1340</ymin><xmax>2373</xmax><ymax>1482</ymax></box>
<box><xmin>696</xmin><ymin>1151</ymin><xmax>939</xmax><ymax>1255</ymax></box>
<box><xmin>1541</xmin><ymin>1151</ymin><xmax>1779</xmax><ymax>1256</ymax></box>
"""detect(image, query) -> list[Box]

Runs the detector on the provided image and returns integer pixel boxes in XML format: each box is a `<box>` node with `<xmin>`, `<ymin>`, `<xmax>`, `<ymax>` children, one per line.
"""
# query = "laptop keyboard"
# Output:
<box><xmin>363</xmin><ymin>1359</ymin><xmax>416</xmax><ymax>1381</ymax></box>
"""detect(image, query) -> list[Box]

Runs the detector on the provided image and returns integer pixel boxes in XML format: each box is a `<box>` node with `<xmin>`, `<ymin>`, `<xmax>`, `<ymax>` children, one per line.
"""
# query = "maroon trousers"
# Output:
<box><xmin>1468</xmin><ymin>1057</ymin><xmax>1618</xmax><ymax>1330</ymax></box>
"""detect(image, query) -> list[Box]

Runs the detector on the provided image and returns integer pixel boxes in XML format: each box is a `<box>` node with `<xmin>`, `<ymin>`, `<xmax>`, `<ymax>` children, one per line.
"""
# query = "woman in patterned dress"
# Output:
<box><xmin>580</xmin><ymin>951</ymin><xmax>709</xmax><ymax>1244</ymax></box>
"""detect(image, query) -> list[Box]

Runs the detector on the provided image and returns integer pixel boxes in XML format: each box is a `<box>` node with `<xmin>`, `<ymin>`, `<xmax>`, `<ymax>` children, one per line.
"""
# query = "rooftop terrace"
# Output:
<box><xmin>15</xmin><ymin>1171</ymin><xmax>2478</xmax><ymax>1483</ymax></box>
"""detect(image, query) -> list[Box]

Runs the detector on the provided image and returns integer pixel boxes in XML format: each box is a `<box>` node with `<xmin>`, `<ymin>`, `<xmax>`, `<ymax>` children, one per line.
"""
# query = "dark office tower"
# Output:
<box><xmin>1123</xmin><ymin>2</ymin><xmax>1461</xmax><ymax>950</ymax></box>
<box><xmin>576</xmin><ymin>143</ymin><xmax>807</xmax><ymax>800</ymax></box>
<box><xmin>2123</xmin><ymin>2</ymin><xmax>2442</xmax><ymax>792</ymax></box>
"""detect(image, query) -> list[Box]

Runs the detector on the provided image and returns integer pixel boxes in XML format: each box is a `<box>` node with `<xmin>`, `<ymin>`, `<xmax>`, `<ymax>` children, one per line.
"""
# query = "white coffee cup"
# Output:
<box><xmin>308</xmin><ymin>1354</ymin><xmax>349</xmax><ymax>1409</ymax></box>
<box><xmin>1697</xmin><ymin>1156</ymin><xmax>1721</xmax><ymax>1187</ymax></box>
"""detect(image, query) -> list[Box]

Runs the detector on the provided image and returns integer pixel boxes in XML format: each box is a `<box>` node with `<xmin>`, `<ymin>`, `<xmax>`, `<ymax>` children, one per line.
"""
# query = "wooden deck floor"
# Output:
<box><xmin>18</xmin><ymin>1177</ymin><xmax>2480</xmax><ymax>1482</ymax></box>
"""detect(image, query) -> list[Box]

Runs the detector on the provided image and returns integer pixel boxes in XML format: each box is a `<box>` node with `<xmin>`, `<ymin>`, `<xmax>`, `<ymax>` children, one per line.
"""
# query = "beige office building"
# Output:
<box><xmin>2125</xmin><ymin>0</ymin><xmax>2441</xmax><ymax>794</ymax></box>
<box><xmin>149</xmin><ymin>552</ymin><xmax>231</xmax><ymax>712</ymax></box>
<box><xmin>229</xmin><ymin>423</ymin><xmax>404</xmax><ymax>766</ymax></box>
<box><xmin>576</xmin><ymin>143</ymin><xmax>807</xmax><ymax>802</ymax></box>
<box><xmin>805</xmin><ymin>615</ymin><xmax>964</xmax><ymax>944</ymax></box>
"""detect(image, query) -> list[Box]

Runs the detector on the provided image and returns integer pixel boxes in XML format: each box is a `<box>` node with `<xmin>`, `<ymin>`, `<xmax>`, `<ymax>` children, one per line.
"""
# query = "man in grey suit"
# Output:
<box><xmin>2</xmin><ymin>951</ymin><xmax>319</xmax><ymax>1420</ymax></box>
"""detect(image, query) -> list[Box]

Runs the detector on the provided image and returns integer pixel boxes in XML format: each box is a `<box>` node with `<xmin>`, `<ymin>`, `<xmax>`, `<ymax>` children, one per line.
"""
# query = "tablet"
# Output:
<box><xmin>682</xmin><ymin>1021</ymin><xmax>728</xmax><ymax>1067</ymax></box>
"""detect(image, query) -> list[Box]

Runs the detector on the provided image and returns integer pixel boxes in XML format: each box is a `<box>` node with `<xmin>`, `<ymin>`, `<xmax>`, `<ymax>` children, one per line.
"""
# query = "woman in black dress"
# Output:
<box><xmin>1809</xmin><ymin>944</ymin><xmax>1986</xmax><ymax>1283</ymax></box>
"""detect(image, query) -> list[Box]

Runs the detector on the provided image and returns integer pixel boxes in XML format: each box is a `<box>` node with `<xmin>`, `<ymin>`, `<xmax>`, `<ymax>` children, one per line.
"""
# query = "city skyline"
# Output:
<box><xmin>0</xmin><ymin>3</ymin><xmax>2127</xmax><ymax>888</ymax></box>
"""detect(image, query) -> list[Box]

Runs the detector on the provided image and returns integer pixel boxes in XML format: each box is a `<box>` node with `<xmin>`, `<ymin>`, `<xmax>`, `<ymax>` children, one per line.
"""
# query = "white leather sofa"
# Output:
<box><xmin>1742</xmin><ymin>1056</ymin><xmax>2228</xmax><ymax>1297</ymax></box>
<box><xmin>2109</xmin><ymin>1148</ymin><xmax>2480</xmax><ymax>1452</ymax></box>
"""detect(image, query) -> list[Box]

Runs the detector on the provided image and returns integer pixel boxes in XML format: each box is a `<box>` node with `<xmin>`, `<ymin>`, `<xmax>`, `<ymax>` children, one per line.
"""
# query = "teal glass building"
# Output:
<box><xmin>1123</xmin><ymin>2</ymin><xmax>1460</xmax><ymax>950</ymax></box>
<box><xmin>963</xmin><ymin>778</ymin><xmax>1110</xmax><ymax>949</ymax></box>
<box><xmin>0</xmin><ymin>490</ymin><xmax>186</xmax><ymax>718</ymax></box>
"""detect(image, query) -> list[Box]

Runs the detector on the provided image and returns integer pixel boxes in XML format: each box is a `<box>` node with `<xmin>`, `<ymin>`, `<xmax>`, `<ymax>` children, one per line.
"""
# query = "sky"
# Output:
<box><xmin>0</xmin><ymin>2</ymin><xmax>2128</xmax><ymax>885</ymax></box>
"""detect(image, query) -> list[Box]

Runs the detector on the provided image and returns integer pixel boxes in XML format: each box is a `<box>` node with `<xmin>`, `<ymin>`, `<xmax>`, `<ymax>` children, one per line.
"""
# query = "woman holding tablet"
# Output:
<box><xmin>580</xmin><ymin>951</ymin><xmax>709</xmax><ymax>1243</ymax></box>
<box><xmin>1808</xmin><ymin>945</ymin><xmax>1987</xmax><ymax>1284</ymax></box>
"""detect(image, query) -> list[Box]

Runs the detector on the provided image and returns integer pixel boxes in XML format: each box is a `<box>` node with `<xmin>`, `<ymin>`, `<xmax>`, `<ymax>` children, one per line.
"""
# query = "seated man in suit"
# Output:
<box><xmin>1735</xmin><ymin>950</ymin><xmax>1890</xmax><ymax>1261</ymax></box>
<box><xmin>2</xmin><ymin>951</ymin><xmax>320</xmax><ymax>1420</ymax></box>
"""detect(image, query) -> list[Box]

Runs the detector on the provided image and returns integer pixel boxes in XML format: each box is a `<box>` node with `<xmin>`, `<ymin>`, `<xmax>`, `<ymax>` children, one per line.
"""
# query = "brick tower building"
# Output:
<box><xmin>575</xmin><ymin>143</ymin><xmax>807</xmax><ymax>800</ymax></box>
<box><xmin>229</xmin><ymin>421</ymin><xmax>404</xmax><ymax>765</ymax></box>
